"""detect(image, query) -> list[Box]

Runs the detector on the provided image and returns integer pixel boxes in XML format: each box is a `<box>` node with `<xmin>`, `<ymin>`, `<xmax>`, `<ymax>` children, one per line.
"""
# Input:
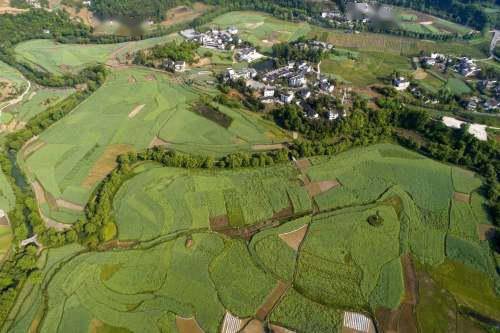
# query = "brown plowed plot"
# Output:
<box><xmin>242</xmin><ymin>320</ymin><xmax>265</xmax><ymax>333</ymax></box>
<box><xmin>279</xmin><ymin>224</ymin><xmax>308</xmax><ymax>251</ymax></box>
<box><xmin>55</xmin><ymin>199</ymin><xmax>84</xmax><ymax>212</ymax></box>
<box><xmin>294</xmin><ymin>159</ymin><xmax>311</xmax><ymax>172</ymax></box>
<box><xmin>175</xmin><ymin>316</ymin><xmax>204</xmax><ymax>333</ymax></box>
<box><xmin>256</xmin><ymin>281</ymin><xmax>290</xmax><ymax>321</ymax></box>
<box><xmin>398</xmin><ymin>303</ymin><xmax>417</xmax><ymax>333</ymax></box>
<box><xmin>273</xmin><ymin>206</ymin><xmax>293</xmax><ymax>220</ymax></box>
<box><xmin>477</xmin><ymin>224</ymin><xmax>497</xmax><ymax>241</ymax></box>
<box><xmin>148</xmin><ymin>136</ymin><xmax>170</xmax><ymax>148</ymax></box>
<box><xmin>128</xmin><ymin>104</ymin><xmax>145</xmax><ymax>119</ymax></box>
<box><xmin>0</xmin><ymin>216</ymin><xmax>8</xmax><ymax>226</ymax></box>
<box><xmin>162</xmin><ymin>3</ymin><xmax>210</xmax><ymax>26</ymax></box>
<box><xmin>252</xmin><ymin>143</ymin><xmax>285</xmax><ymax>151</ymax></box>
<box><xmin>209</xmin><ymin>215</ymin><xmax>229</xmax><ymax>231</ymax></box>
<box><xmin>375</xmin><ymin>307</ymin><xmax>399</xmax><ymax>333</ymax></box>
<box><xmin>305</xmin><ymin>179</ymin><xmax>340</xmax><ymax>197</ymax></box>
<box><xmin>453</xmin><ymin>192</ymin><xmax>470</xmax><ymax>203</ymax></box>
<box><xmin>82</xmin><ymin>144</ymin><xmax>133</xmax><ymax>189</ymax></box>
<box><xmin>401</xmin><ymin>254</ymin><xmax>417</xmax><ymax>305</ymax></box>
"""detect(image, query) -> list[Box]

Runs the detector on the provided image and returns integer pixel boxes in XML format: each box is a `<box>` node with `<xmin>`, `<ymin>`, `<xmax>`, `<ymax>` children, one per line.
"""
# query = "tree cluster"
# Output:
<box><xmin>134</xmin><ymin>41</ymin><xmax>198</xmax><ymax>66</ymax></box>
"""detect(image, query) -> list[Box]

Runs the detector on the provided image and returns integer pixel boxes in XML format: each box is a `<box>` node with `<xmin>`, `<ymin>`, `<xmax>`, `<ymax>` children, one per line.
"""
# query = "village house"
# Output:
<box><xmin>456</xmin><ymin>57</ymin><xmax>479</xmax><ymax>77</ymax></box>
<box><xmin>164</xmin><ymin>60</ymin><xmax>186</xmax><ymax>72</ymax></box>
<box><xmin>393</xmin><ymin>77</ymin><xmax>410</xmax><ymax>91</ymax></box>
<box><xmin>236</xmin><ymin>47</ymin><xmax>264</xmax><ymax>63</ymax></box>
<box><xmin>263</xmin><ymin>86</ymin><xmax>275</xmax><ymax>98</ymax></box>
<box><xmin>289</xmin><ymin>74</ymin><xmax>307</xmax><ymax>87</ymax></box>
<box><xmin>280</xmin><ymin>91</ymin><xmax>295</xmax><ymax>104</ymax></box>
<box><xmin>298</xmin><ymin>88</ymin><xmax>311</xmax><ymax>99</ymax></box>
<box><xmin>327</xmin><ymin>111</ymin><xmax>339</xmax><ymax>121</ymax></box>
<box><xmin>224</xmin><ymin>68</ymin><xmax>257</xmax><ymax>81</ymax></box>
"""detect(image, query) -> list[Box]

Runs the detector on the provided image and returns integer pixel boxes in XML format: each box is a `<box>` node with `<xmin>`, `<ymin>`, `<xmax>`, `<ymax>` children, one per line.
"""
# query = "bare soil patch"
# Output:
<box><xmin>128</xmin><ymin>104</ymin><xmax>145</xmax><ymax>119</ymax></box>
<box><xmin>55</xmin><ymin>198</ymin><xmax>84</xmax><ymax>212</ymax></box>
<box><xmin>0</xmin><ymin>6</ymin><xmax>27</xmax><ymax>14</ymax></box>
<box><xmin>305</xmin><ymin>179</ymin><xmax>340</xmax><ymax>197</ymax></box>
<box><xmin>477</xmin><ymin>224</ymin><xmax>497</xmax><ymax>241</ymax></box>
<box><xmin>398</xmin><ymin>303</ymin><xmax>417</xmax><ymax>333</ymax></box>
<box><xmin>294</xmin><ymin>158</ymin><xmax>311</xmax><ymax>172</ymax></box>
<box><xmin>185</xmin><ymin>237</ymin><xmax>193</xmax><ymax>248</ymax></box>
<box><xmin>161</xmin><ymin>2</ymin><xmax>210</xmax><ymax>27</ymax></box>
<box><xmin>82</xmin><ymin>144</ymin><xmax>133</xmax><ymax>189</ymax></box>
<box><xmin>256</xmin><ymin>281</ymin><xmax>290</xmax><ymax>321</ymax></box>
<box><xmin>175</xmin><ymin>316</ymin><xmax>204</xmax><ymax>333</ymax></box>
<box><xmin>0</xmin><ymin>216</ymin><xmax>8</xmax><ymax>226</ymax></box>
<box><xmin>210</xmin><ymin>214</ymin><xmax>230</xmax><ymax>231</ymax></box>
<box><xmin>252</xmin><ymin>143</ymin><xmax>285</xmax><ymax>151</ymax></box>
<box><xmin>61</xmin><ymin>5</ymin><xmax>96</xmax><ymax>27</ymax></box>
<box><xmin>148</xmin><ymin>136</ymin><xmax>170</xmax><ymax>148</ymax></box>
<box><xmin>0</xmin><ymin>80</ymin><xmax>16</xmax><ymax>103</ymax></box>
<box><xmin>192</xmin><ymin>57</ymin><xmax>211</xmax><ymax>68</ymax></box>
<box><xmin>245</xmin><ymin>22</ymin><xmax>264</xmax><ymax>29</ymax></box>
<box><xmin>32</xmin><ymin>181</ymin><xmax>47</xmax><ymax>205</ymax></box>
<box><xmin>453</xmin><ymin>192</ymin><xmax>470</xmax><ymax>203</ymax></box>
<box><xmin>242</xmin><ymin>320</ymin><xmax>265</xmax><ymax>333</ymax></box>
<box><xmin>413</xmin><ymin>68</ymin><xmax>427</xmax><ymax>80</ymax></box>
<box><xmin>145</xmin><ymin>74</ymin><xmax>156</xmax><ymax>81</ymax></box>
<box><xmin>279</xmin><ymin>224</ymin><xmax>308</xmax><ymax>251</ymax></box>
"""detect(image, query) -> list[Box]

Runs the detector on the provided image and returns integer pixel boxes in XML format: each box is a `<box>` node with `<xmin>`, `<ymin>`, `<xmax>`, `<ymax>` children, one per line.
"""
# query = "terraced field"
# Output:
<box><xmin>21</xmin><ymin>67</ymin><xmax>289</xmax><ymax>224</ymax></box>
<box><xmin>6</xmin><ymin>144</ymin><xmax>497</xmax><ymax>333</ymax></box>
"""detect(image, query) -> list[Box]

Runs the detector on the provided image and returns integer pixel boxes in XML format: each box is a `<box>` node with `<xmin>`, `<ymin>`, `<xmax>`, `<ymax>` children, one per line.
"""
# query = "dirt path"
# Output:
<box><xmin>175</xmin><ymin>316</ymin><xmax>204</xmax><ymax>333</ymax></box>
<box><xmin>252</xmin><ymin>143</ymin><xmax>286</xmax><ymax>151</ymax></box>
<box><xmin>31</xmin><ymin>181</ymin><xmax>72</xmax><ymax>231</ymax></box>
<box><xmin>55</xmin><ymin>199</ymin><xmax>84</xmax><ymax>212</ymax></box>
<box><xmin>0</xmin><ymin>79</ymin><xmax>30</xmax><ymax>113</ymax></box>
<box><xmin>256</xmin><ymin>281</ymin><xmax>290</xmax><ymax>320</ymax></box>
<box><xmin>128</xmin><ymin>104</ymin><xmax>145</xmax><ymax>118</ymax></box>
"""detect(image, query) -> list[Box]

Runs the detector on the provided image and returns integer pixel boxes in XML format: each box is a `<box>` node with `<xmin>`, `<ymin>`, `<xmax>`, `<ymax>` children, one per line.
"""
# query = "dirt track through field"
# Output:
<box><xmin>252</xmin><ymin>143</ymin><xmax>285</xmax><ymax>151</ymax></box>
<box><xmin>55</xmin><ymin>199</ymin><xmax>84</xmax><ymax>212</ymax></box>
<box><xmin>149</xmin><ymin>136</ymin><xmax>171</xmax><ymax>148</ymax></box>
<box><xmin>401</xmin><ymin>254</ymin><xmax>417</xmax><ymax>305</ymax></box>
<box><xmin>32</xmin><ymin>181</ymin><xmax>72</xmax><ymax>231</ymax></box>
<box><xmin>255</xmin><ymin>281</ymin><xmax>290</xmax><ymax>321</ymax></box>
<box><xmin>279</xmin><ymin>224</ymin><xmax>308</xmax><ymax>251</ymax></box>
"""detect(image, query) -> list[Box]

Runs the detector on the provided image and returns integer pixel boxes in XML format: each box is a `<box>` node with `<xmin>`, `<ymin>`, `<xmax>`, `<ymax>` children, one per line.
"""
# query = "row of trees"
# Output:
<box><xmin>90</xmin><ymin>0</ymin><xmax>182</xmax><ymax>22</ymax></box>
<box><xmin>134</xmin><ymin>41</ymin><xmax>199</xmax><ymax>66</ymax></box>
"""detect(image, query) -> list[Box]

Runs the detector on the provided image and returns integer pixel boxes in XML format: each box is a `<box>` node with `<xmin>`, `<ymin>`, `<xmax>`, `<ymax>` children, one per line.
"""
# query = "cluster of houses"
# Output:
<box><xmin>180</xmin><ymin>27</ymin><xmax>240</xmax><ymax>51</ymax></box>
<box><xmin>420</xmin><ymin>53</ymin><xmax>448</xmax><ymax>69</ymax></box>
<box><xmin>224</xmin><ymin>59</ymin><xmax>344</xmax><ymax>121</ymax></box>
<box><xmin>455</xmin><ymin>57</ymin><xmax>481</xmax><ymax>77</ymax></box>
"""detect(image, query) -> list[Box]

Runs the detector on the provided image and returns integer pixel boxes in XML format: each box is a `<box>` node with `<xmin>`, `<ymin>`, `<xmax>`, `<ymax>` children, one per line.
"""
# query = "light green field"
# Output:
<box><xmin>321</xmin><ymin>50</ymin><xmax>412</xmax><ymax>86</ymax></box>
<box><xmin>394</xmin><ymin>7</ymin><xmax>473</xmax><ymax>36</ymax></box>
<box><xmin>0</xmin><ymin>60</ymin><xmax>25</xmax><ymax>88</ymax></box>
<box><xmin>23</xmin><ymin>67</ymin><xmax>289</xmax><ymax>223</ymax></box>
<box><xmin>113</xmin><ymin>163</ymin><xmax>311</xmax><ymax>241</ymax></box>
<box><xmin>208</xmin><ymin>11</ymin><xmax>312</xmax><ymax>51</ymax></box>
<box><xmin>14</xmin><ymin>34</ymin><xmax>180</xmax><ymax>74</ymax></box>
<box><xmin>0</xmin><ymin>168</ymin><xmax>15</xmax><ymax>214</ymax></box>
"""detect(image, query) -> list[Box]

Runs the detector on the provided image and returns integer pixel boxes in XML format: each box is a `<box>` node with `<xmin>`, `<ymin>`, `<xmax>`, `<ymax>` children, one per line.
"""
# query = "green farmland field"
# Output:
<box><xmin>6</xmin><ymin>144</ymin><xmax>500</xmax><ymax>332</ymax></box>
<box><xmin>14</xmin><ymin>35</ymin><xmax>180</xmax><ymax>74</ymax></box>
<box><xmin>22</xmin><ymin>67</ymin><xmax>289</xmax><ymax>223</ymax></box>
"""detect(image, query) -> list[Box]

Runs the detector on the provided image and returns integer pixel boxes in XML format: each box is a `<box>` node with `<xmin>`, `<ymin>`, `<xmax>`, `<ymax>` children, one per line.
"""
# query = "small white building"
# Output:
<box><xmin>280</xmin><ymin>91</ymin><xmax>295</xmax><ymax>104</ymax></box>
<box><xmin>328</xmin><ymin>111</ymin><xmax>339</xmax><ymax>121</ymax></box>
<box><xmin>393</xmin><ymin>77</ymin><xmax>410</xmax><ymax>91</ymax></box>
<box><xmin>236</xmin><ymin>48</ymin><xmax>264</xmax><ymax>63</ymax></box>
<box><xmin>228</xmin><ymin>26</ymin><xmax>238</xmax><ymax>35</ymax></box>
<box><xmin>225</xmin><ymin>68</ymin><xmax>257</xmax><ymax>81</ymax></box>
<box><xmin>263</xmin><ymin>86</ymin><xmax>275</xmax><ymax>98</ymax></box>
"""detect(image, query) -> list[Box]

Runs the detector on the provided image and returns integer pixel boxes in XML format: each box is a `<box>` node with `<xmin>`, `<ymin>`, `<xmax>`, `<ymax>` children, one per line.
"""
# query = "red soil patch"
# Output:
<box><xmin>279</xmin><ymin>224</ymin><xmax>308</xmax><ymax>251</ymax></box>
<box><xmin>453</xmin><ymin>192</ymin><xmax>470</xmax><ymax>203</ymax></box>
<box><xmin>294</xmin><ymin>158</ymin><xmax>311</xmax><ymax>172</ymax></box>
<box><xmin>176</xmin><ymin>316</ymin><xmax>204</xmax><ymax>333</ymax></box>
<box><xmin>256</xmin><ymin>281</ymin><xmax>290</xmax><ymax>321</ymax></box>
<box><xmin>305</xmin><ymin>179</ymin><xmax>340</xmax><ymax>197</ymax></box>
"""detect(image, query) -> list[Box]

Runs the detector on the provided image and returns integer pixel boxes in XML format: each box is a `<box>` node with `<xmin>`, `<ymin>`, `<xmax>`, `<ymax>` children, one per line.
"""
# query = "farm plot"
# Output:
<box><xmin>23</xmin><ymin>67</ymin><xmax>287</xmax><ymax>223</ymax></box>
<box><xmin>13</xmin><ymin>34</ymin><xmax>181</xmax><ymax>74</ymax></box>
<box><xmin>321</xmin><ymin>50</ymin><xmax>412</xmax><ymax>86</ymax></box>
<box><xmin>113</xmin><ymin>163</ymin><xmax>311</xmax><ymax>241</ymax></box>
<box><xmin>208</xmin><ymin>11</ymin><xmax>312</xmax><ymax>51</ymax></box>
<box><xmin>0</xmin><ymin>60</ymin><xmax>25</xmax><ymax>104</ymax></box>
